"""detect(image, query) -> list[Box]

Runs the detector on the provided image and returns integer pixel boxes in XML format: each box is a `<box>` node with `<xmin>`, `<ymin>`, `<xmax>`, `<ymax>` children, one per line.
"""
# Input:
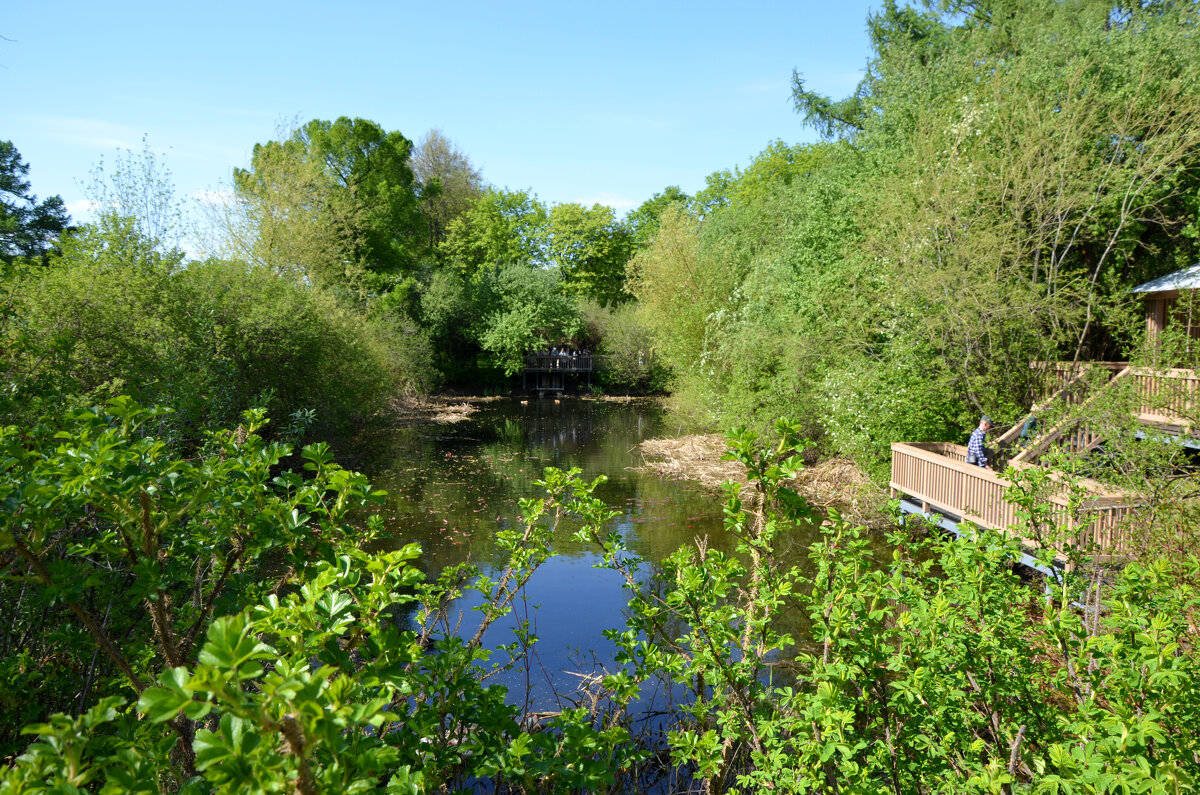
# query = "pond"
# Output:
<box><xmin>351</xmin><ymin>396</ymin><xmax>826</xmax><ymax>712</ymax></box>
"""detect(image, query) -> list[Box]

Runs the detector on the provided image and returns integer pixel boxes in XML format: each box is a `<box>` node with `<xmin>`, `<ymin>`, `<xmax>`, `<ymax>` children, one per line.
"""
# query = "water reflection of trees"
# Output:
<box><xmin>359</xmin><ymin>399</ymin><xmax>726</xmax><ymax>573</ymax></box>
<box><xmin>349</xmin><ymin>397</ymin><xmax>854</xmax><ymax>740</ymax></box>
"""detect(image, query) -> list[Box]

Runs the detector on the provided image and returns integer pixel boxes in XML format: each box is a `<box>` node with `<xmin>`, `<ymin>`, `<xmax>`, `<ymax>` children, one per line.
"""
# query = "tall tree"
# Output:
<box><xmin>542</xmin><ymin>202</ymin><xmax>633</xmax><ymax>305</ymax></box>
<box><xmin>0</xmin><ymin>141</ymin><xmax>70</xmax><ymax>264</ymax></box>
<box><xmin>472</xmin><ymin>264</ymin><xmax>580</xmax><ymax>375</ymax></box>
<box><xmin>439</xmin><ymin>188</ymin><xmax>548</xmax><ymax>279</ymax></box>
<box><xmin>626</xmin><ymin>186</ymin><xmax>691</xmax><ymax>249</ymax></box>
<box><xmin>411</xmin><ymin>129</ymin><xmax>483</xmax><ymax>247</ymax></box>
<box><xmin>232</xmin><ymin>118</ymin><xmax>427</xmax><ymax>298</ymax></box>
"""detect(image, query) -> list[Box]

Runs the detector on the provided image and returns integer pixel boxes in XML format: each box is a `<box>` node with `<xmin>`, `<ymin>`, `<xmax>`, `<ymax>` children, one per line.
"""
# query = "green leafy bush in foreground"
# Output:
<box><xmin>1</xmin><ymin>408</ymin><xmax>1197</xmax><ymax>793</ymax></box>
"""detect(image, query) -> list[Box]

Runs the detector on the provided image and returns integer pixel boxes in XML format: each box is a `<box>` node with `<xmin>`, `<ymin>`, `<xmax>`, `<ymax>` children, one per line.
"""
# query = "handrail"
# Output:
<box><xmin>1030</xmin><ymin>361</ymin><xmax>1128</xmax><ymax>403</ymax></box>
<box><xmin>1128</xmin><ymin>367</ymin><xmax>1200</xmax><ymax>429</ymax></box>
<box><xmin>890</xmin><ymin>441</ymin><xmax>1137</xmax><ymax>559</ymax></box>
<box><xmin>523</xmin><ymin>353</ymin><xmax>596</xmax><ymax>373</ymax></box>
<box><xmin>995</xmin><ymin>363</ymin><xmax>1119</xmax><ymax>449</ymax></box>
<box><xmin>1009</xmin><ymin>367</ymin><xmax>1132</xmax><ymax>464</ymax></box>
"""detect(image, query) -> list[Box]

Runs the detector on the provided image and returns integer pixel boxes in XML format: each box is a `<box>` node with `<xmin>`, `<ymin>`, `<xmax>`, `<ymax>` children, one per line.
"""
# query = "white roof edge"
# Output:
<box><xmin>1131</xmin><ymin>264</ymin><xmax>1200</xmax><ymax>293</ymax></box>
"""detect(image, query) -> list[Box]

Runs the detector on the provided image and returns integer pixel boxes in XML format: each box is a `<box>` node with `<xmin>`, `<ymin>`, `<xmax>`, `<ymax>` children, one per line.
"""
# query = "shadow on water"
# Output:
<box><xmin>351</xmin><ymin>397</ymin><xmax>839</xmax><ymax>712</ymax></box>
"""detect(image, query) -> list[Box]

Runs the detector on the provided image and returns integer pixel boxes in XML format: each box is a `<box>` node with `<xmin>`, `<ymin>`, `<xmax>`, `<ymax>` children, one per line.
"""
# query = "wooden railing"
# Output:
<box><xmin>891</xmin><ymin>442</ymin><xmax>1138</xmax><ymax>560</ymax></box>
<box><xmin>523</xmin><ymin>354</ymin><xmax>595</xmax><ymax>373</ymax></box>
<box><xmin>1011</xmin><ymin>365</ymin><xmax>1200</xmax><ymax>465</ymax></box>
<box><xmin>1130</xmin><ymin>367</ymin><xmax>1200</xmax><ymax>428</ymax></box>
<box><xmin>1032</xmin><ymin>362</ymin><xmax>1199</xmax><ymax>427</ymax></box>
<box><xmin>1030</xmin><ymin>361</ymin><xmax>1127</xmax><ymax>405</ymax></box>
<box><xmin>1010</xmin><ymin>367</ymin><xmax>1131</xmax><ymax>463</ymax></box>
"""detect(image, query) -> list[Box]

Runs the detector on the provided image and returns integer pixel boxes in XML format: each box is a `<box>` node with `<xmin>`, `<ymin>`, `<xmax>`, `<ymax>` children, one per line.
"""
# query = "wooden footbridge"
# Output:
<box><xmin>522</xmin><ymin>353</ymin><xmax>596</xmax><ymax>393</ymax></box>
<box><xmin>891</xmin><ymin>268</ymin><xmax>1200</xmax><ymax>567</ymax></box>
<box><xmin>890</xmin><ymin>362</ymin><xmax>1198</xmax><ymax>567</ymax></box>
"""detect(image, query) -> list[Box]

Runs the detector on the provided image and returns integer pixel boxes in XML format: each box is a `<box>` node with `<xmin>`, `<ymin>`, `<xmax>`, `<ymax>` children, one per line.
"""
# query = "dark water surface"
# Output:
<box><xmin>351</xmin><ymin>397</ymin><xmax>811</xmax><ymax>711</ymax></box>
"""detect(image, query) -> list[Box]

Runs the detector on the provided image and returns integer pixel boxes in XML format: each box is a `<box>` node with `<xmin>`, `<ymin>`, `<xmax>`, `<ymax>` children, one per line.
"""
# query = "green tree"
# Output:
<box><xmin>625</xmin><ymin>206</ymin><xmax>709</xmax><ymax>372</ymax></box>
<box><xmin>542</xmin><ymin>202</ymin><xmax>633</xmax><ymax>305</ymax></box>
<box><xmin>633</xmin><ymin>0</ymin><xmax>1200</xmax><ymax>473</ymax></box>
<box><xmin>473</xmin><ymin>263</ymin><xmax>580</xmax><ymax>375</ymax></box>
<box><xmin>439</xmin><ymin>187</ymin><xmax>548</xmax><ymax>280</ymax></box>
<box><xmin>626</xmin><ymin>185</ymin><xmax>692</xmax><ymax>249</ymax></box>
<box><xmin>3</xmin><ymin>419</ymin><xmax>1199</xmax><ymax>792</ymax></box>
<box><xmin>231</xmin><ymin>117</ymin><xmax>428</xmax><ymax>298</ymax></box>
<box><xmin>411</xmin><ymin>128</ymin><xmax>484</xmax><ymax>247</ymax></box>
<box><xmin>0</xmin><ymin>141</ymin><xmax>71</xmax><ymax>264</ymax></box>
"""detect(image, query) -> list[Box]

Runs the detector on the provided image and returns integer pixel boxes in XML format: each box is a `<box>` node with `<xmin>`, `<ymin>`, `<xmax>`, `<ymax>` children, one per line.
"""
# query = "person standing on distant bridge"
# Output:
<box><xmin>967</xmin><ymin>415</ymin><xmax>994</xmax><ymax>469</ymax></box>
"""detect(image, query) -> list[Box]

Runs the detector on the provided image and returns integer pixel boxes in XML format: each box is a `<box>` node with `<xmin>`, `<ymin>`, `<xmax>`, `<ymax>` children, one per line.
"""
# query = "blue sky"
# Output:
<box><xmin>5</xmin><ymin>1</ymin><xmax>878</xmax><ymax>225</ymax></box>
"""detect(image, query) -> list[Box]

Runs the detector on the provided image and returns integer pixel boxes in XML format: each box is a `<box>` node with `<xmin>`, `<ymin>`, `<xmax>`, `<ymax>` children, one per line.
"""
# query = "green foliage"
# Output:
<box><xmin>626</xmin><ymin>185</ymin><xmax>691</xmax><ymax>250</ymax></box>
<box><xmin>473</xmin><ymin>264</ymin><xmax>581</xmax><ymax>376</ymax></box>
<box><xmin>0</xmin><ymin>403</ymin><xmax>637</xmax><ymax>792</ymax></box>
<box><xmin>581</xmin><ymin>422</ymin><xmax>1200</xmax><ymax>793</ymax></box>
<box><xmin>818</xmin><ymin>345</ymin><xmax>970</xmax><ymax>480</ymax></box>
<box><xmin>634</xmin><ymin>0</ymin><xmax>1200</xmax><ymax>475</ymax></box>
<box><xmin>1</xmin><ymin>223</ymin><xmax>430</xmax><ymax>443</ymax></box>
<box><xmin>411</xmin><ymin>128</ymin><xmax>484</xmax><ymax>246</ymax></box>
<box><xmin>2</xmin><ymin>412</ymin><xmax>1198</xmax><ymax>791</ymax></box>
<box><xmin>0</xmin><ymin>141</ymin><xmax>71</xmax><ymax>265</ymax></box>
<box><xmin>0</xmin><ymin>398</ymin><xmax>388</xmax><ymax>760</ymax></box>
<box><xmin>542</xmin><ymin>202</ymin><xmax>633</xmax><ymax>306</ymax></box>
<box><xmin>439</xmin><ymin>187</ymin><xmax>549</xmax><ymax>280</ymax></box>
<box><xmin>626</xmin><ymin>206</ymin><xmax>737</xmax><ymax>376</ymax></box>
<box><xmin>85</xmin><ymin>138</ymin><xmax>185</xmax><ymax>254</ymax></box>
<box><xmin>581</xmin><ymin>299</ymin><xmax>671</xmax><ymax>394</ymax></box>
<box><xmin>231</xmin><ymin>117</ymin><xmax>428</xmax><ymax>298</ymax></box>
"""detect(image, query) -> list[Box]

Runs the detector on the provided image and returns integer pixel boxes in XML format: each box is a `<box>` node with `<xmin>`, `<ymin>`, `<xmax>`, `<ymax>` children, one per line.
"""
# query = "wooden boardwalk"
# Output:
<box><xmin>889</xmin><ymin>363</ymin><xmax>1200</xmax><ymax>563</ymax></box>
<box><xmin>890</xmin><ymin>442</ymin><xmax>1137</xmax><ymax>564</ymax></box>
<box><xmin>522</xmin><ymin>353</ymin><xmax>596</xmax><ymax>392</ymax></box>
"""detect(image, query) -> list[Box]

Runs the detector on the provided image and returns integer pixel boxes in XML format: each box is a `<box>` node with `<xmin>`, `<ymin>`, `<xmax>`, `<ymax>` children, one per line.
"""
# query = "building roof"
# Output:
<box><xmin>1132</xmin><ymin>264</ymin><xmax>1200</xmax><ymax>294</ymax></box>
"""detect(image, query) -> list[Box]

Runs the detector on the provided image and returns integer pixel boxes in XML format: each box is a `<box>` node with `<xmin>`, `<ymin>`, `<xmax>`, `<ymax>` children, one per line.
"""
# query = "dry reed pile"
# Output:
<box><xmin>636</xmin><ymin>434</ymin><xmax>888</xmax><ymax>528</ymax></box>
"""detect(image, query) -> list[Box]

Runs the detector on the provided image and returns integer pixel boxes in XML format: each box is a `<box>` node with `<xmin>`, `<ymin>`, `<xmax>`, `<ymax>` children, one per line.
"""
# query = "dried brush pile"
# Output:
<box><xmin>636</xmin><ymin>434</ymin><xmax>889</xmax><ymax>528</ymax></box>
<box><xmin>637</xmin><ymin>435</ymin><xmax>748</xmax><ymax>492</ymax></box>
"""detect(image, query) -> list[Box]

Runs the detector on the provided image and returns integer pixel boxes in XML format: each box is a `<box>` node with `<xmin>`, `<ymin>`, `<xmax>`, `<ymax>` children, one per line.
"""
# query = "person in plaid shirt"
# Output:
<box><xmin>968</xmin><ymin>415</ymin><xmax>993</xmax><ymax>469</ymax></box>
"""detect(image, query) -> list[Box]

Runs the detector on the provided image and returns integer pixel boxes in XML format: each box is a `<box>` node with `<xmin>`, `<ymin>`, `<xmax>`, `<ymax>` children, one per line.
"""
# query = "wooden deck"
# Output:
<box><xmin>1130</xmin><ymin>367</ymin><xmax>1200</xmax><ymax>430</ymax></box>
<box><xmin>1011</xmin><ymin>364</ymin><xmax>1200</xmax><ymax>462</ymax></box>
<box><xmin>1032</xmin><ymin>362</ymin><xmax>1200</xmax><ymax>425</ymax></box>
<box><xmin>888</xmin><ymin>366</ymin><xmax>1200</xmax><ymax>561</ymax></box>
<box><xmin>890</xmin><ymin>442</ymin><xmax>1139</xmax><ymax>562</ymax></box>
<box><xmin>523</xmin><ymin>353</ymin><xmax>595</xmax><ymax>373</ymax></box>
<box><xmin>522</xmin><ymin>353</ymin><xmax>597</xmax><ymax>392</ymax></box>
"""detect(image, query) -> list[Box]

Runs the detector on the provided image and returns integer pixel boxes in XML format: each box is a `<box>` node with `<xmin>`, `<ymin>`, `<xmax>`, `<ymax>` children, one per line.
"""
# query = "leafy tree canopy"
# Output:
<box><xmin>635</xmin><ymin>0</ymin><xmax>1200</xmax><ymax>469</ymax></box>
<box><xmin>0</xmin><ymin>140</ymin><xmax>70</xmax><ymax>264</ymax></box>
<box><xmin>411</xmin><ymin>129</ymin><xmax>484</xmax><ymax>247</ymax></box>
<box><xmin>473</xmin><ymin>263</ymin><xmax>581</xmax><ymax>375</ymax></box>
<box><xmin>626</xmin><ymin>185</ymin><xmax>691</xmax><ymax>249</ymax></box>
<box><xmin>439</xmin><ymin>187</ymin><xmax>548</xmax><ymax>280</ymax></box>
<box><xmin>233</xmin><ymin>117</ymin><xmax>427</xmax><ymax>298</ymax></box>
<box><xmin>542</xmin><ymin>202</ymin><xmax>633</xmax><ymax>306</ymax></box>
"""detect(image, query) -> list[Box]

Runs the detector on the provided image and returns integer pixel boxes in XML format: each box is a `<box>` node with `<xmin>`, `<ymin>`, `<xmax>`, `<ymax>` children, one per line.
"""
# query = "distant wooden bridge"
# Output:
<box><xmin>522</xmin><ymin>353</ymin><xmax>597</xmax><ymax>392</ymax></box>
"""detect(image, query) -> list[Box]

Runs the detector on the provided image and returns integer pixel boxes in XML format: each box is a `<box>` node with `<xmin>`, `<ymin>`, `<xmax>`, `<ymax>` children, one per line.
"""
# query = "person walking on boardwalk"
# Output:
<box><xmin>967</xmin><ymin>415</ymin><xmax>994</xmax><ymax>469</ymax></box>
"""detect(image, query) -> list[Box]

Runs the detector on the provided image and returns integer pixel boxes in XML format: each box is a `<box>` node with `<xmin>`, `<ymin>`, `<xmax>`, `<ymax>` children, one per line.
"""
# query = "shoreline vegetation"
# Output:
<box><xmin>4</xmin><ymin>0</ymin><xmax>1200</xmax><ymax>788</ymax></box>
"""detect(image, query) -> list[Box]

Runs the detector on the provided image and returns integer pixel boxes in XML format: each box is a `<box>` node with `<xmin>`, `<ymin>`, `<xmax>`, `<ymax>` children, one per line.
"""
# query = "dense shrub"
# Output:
<box><xmin>2</xmin><ymin>415</ymin><xmax>1197</xmax><ymax>792</ymax></box>
<box><xmin>580</xmin><ymin>300</ymin><xmax>670</xmax><ymax>394</ymax></box>
<box><xmin>0</xmin><ymin>222</ymin><xmax>431</xmax><ymax>445</ymax></box>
